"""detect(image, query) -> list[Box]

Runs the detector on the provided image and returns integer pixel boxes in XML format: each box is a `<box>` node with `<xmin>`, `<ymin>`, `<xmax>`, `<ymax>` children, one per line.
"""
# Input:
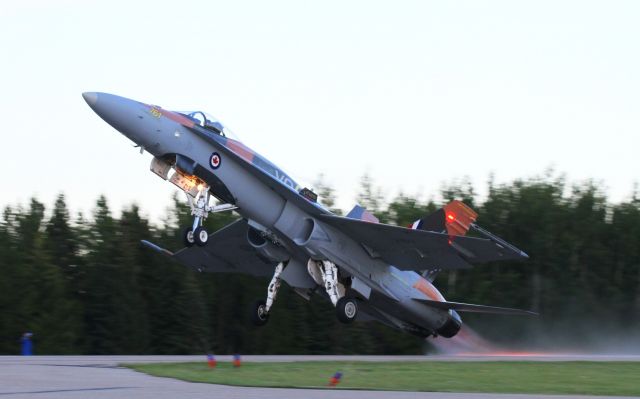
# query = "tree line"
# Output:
<box><xmin>1</xmin><ymin>174</ymin><xmax>639</xmax><ymax>355</ymax></box>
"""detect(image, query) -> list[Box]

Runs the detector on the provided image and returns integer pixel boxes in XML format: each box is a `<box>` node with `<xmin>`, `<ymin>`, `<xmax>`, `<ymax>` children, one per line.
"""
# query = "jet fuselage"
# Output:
<box><xmin>83</xmin><ymin>92</ymin><xmax>461</xmax><ymax>338</ymax></box>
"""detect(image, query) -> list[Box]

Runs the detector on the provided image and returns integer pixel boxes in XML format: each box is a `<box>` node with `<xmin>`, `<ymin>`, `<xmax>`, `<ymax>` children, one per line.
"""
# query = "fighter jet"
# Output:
<box><xmin>83</xmin><ymin>92</ymin><xmax>535</xmax><ymax>339</ymax></box>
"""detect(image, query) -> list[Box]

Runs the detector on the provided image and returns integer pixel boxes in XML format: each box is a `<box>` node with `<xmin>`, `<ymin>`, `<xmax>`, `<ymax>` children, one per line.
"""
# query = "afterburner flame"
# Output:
<box><xmin>428</xmin><ymin>324</ymin><xmax>561</xmax><ymax>358</ymax></box>
<box><xmin>430</xmin><ymin>324</ymin><xmax>497</xmax><ymax>354</ymax></box>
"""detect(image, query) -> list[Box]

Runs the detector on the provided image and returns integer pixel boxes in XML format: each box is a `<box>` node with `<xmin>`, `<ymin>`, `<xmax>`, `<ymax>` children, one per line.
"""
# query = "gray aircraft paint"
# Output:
<box><xmin>83</xmin><ymin>92</ymin><xmax>532</xmax><ymax>339</ymax></box>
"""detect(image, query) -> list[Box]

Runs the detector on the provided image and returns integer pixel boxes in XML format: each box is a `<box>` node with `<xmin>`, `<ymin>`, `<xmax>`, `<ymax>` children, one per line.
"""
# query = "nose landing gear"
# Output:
<box><xmin>183</xmin><ymin>185</ymin><xmax>211</xmax><ymax>247</ymax></box>
<box><xmin>183</xmin><ymin>184</ymin><xmax>237</xmax><ymax>247</ymax></box>
<box><xmin>184</xmin><ymin>225</ymin><xmax>210</xmax><ymax>247</ymax></box>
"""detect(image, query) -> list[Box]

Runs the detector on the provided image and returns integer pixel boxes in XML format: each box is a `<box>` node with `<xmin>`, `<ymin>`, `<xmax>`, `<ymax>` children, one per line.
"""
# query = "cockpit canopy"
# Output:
<box><xmin>177</xmin><ymin>110</ymin><xmax>238</xmax><ymax>139</ymax></box>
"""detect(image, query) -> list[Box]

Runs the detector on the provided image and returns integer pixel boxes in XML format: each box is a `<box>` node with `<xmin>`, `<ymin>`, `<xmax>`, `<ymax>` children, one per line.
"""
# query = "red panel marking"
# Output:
<box><xmin>157</xmin><ymin>108</ymin><xmax>195</xmax><ymax>128</ymax></box>
<box><xmin>413</xmin><ymin>278</ymin><xmax>445</xmax><ymax>301</ymax></box>
<box><xmin>443</xmin><ymin>200</ymin><xmax>478</xmax><ymax>237</ymax></box>
<box><xmin>226</xmin><ymin>139</ymin><xmax>255</xmax><ymax>163</ymax></box>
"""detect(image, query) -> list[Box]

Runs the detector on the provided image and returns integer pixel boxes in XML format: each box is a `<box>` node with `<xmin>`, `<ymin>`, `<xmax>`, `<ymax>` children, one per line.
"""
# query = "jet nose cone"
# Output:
<box><xmin>82</xmin><ymin>92</ymin><xmax>98</xmax><ymax>106</ymax></box>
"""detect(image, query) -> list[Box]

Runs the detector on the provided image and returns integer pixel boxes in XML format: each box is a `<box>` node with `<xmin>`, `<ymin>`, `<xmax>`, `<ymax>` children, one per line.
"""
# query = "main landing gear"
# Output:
<box><xmin>336</xmin><ymin>296</ymin><xmax>358</xmax><ymax>324</ymax></box>
<box><xmin>183</xmin><ymin>184</ymin><xmax>237</xmax><ymax>247</ymax></box>
<box><xmin>250</xmin><ymin>259</ymin><xmax>359</xmax><ymax>327</ymax></box>
<box><xmin>251</xmin><ymin>262</ymin><xmax>285</xmax><ymax>326</ymax></box>
<box><xmin>308</xmin><ymin>259</ymin><xmax>358</xmax><ymax>324</ymax></box>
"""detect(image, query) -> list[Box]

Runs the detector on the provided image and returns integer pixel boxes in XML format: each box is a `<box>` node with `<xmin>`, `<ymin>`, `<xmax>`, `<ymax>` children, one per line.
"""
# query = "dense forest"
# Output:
<box><xmin>1</xmin><ymin>174</ymin><xmax>639</xmax><ymax>355</ymax></box>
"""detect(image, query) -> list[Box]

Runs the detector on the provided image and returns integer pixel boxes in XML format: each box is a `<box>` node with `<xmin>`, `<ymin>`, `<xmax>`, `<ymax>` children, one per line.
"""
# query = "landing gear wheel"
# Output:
<box><xmin>336</xmin><ymin>297</ymin><xmax>358</xmax><ymax>324</ymax></box>
<box><xmin>183</xmin><ymin>227</ymin><xmax>195</xmax><ymax>247</ymax></box>
<box><xmin>250</xmin><ymin>299</ymin><xmax>270</xmax><ymax>326</ymax></box>
<box><xmin>194</xmin><ymin>226</ymin><xmax>208</xmax><ymax>246</ymax></box>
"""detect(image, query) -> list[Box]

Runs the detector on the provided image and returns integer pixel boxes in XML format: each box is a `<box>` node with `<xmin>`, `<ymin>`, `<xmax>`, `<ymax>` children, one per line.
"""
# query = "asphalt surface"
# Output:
<box><xmin>1</xmin><ymin>355</ymin><xmax>639</xmax><ymax>399</ymax></box>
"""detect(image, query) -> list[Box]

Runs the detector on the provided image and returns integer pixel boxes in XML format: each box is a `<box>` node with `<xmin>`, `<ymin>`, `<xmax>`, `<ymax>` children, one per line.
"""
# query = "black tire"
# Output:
<box><xmin>183</xmin><ymin>227</ymin><xmax>195</xmax><ymax>247</ymax></box>
<box><xmin>250</xmin><ymin>299</ymin><xmax>269</xmax><ymax>326</ymax></box>
<box><xmin>336</xmin><ymin>297</ymin><xmax>358</xmax><ymax>324</ymax></box>
<box><xmin>194</xmin><ymin>226</ymin><xmax>208</xmax><ymax>246</ymax></box>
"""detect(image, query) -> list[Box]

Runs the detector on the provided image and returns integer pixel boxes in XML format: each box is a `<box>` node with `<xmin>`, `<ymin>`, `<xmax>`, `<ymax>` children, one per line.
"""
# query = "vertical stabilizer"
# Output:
<box><xmin>411</xmin><ymin>200</ymin><xmax>477</xmax><ymax>236</ymax></box>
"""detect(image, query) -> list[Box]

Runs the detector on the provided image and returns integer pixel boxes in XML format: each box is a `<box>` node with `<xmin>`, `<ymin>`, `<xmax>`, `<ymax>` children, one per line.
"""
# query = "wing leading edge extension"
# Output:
<box><xmin>318</xmin><ymin>214</ymin><xmax>528</xmax><ymax>271</ymax></box>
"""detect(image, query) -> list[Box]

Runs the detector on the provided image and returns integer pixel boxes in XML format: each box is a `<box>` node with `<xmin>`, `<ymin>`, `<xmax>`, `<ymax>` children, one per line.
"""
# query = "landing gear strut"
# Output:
<box><xmin>319</xmin><ymin>260</ymin><xmax>342</xmax><ymax>306</ymax></box>
<box><xmin>309</xmin><ymin>259</ymin><xmax>358</xmax><ymax>324</ymax></box>
<box><xmin>183</xmin><ymin>185</ymin><xmax>211</xmax><ymax>247</ymax></box>
<box><xmin>182</xmin><ymin>184</ymin><xmax>237</xmax><ymax>247</ymax></box>
<box><xmin>251</xmin><ymin>261</ymin><xmax>286</xmax><ymax>327</ymax></box>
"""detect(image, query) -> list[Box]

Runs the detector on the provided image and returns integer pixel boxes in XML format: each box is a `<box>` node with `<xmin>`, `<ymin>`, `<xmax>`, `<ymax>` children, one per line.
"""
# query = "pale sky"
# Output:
<box><xmin>1</xmin><ymin>1</ymin><xmax>638</xmax><ymax>221</ymax></box>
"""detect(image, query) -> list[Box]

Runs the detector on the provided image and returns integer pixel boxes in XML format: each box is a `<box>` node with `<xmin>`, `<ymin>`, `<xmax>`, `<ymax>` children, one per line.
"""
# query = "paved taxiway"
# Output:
<box><xmin>1</xmin><ymin>356</ymin><xmax>638</xmax><ymax>399</ymax></box>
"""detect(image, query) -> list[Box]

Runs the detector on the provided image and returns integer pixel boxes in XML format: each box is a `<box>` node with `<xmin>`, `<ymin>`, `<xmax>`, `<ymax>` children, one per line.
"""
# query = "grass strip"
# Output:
<box><xmin>126</xmin><ymin>360</ymin><xmax>640</xmax><ymax>396</ymax></box>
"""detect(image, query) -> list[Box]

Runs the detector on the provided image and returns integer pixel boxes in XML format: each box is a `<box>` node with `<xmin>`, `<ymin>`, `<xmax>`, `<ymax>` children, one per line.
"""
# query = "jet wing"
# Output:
<box><xmin>318</xmin><ymin>214</ymin><xmax>528</xmax><ymax>271</ymax></box>
<box><xmin>414</xmin><ymin>298</ymin><xmax>538</xmax><ymax>316</ymax></box>
<box><xmin>142</xmin><ymin>219</ymin><xmax>276</xmax><ymax>277</ymax></box>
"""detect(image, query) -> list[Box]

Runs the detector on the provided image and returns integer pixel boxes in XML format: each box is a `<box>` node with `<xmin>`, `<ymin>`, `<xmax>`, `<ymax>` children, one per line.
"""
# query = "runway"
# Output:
<box><xmin>1</xmin><ymin>355</ymin><xmax>639</xmax><ymax>399</ymax></box>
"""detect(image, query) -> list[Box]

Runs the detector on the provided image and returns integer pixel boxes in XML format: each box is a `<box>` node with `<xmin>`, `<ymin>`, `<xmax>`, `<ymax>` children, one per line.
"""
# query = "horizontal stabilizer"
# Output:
<box><xmin>414</xmin><ymin>298</ymin><xmax>538</xmax><ymax>316</ymax></box>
